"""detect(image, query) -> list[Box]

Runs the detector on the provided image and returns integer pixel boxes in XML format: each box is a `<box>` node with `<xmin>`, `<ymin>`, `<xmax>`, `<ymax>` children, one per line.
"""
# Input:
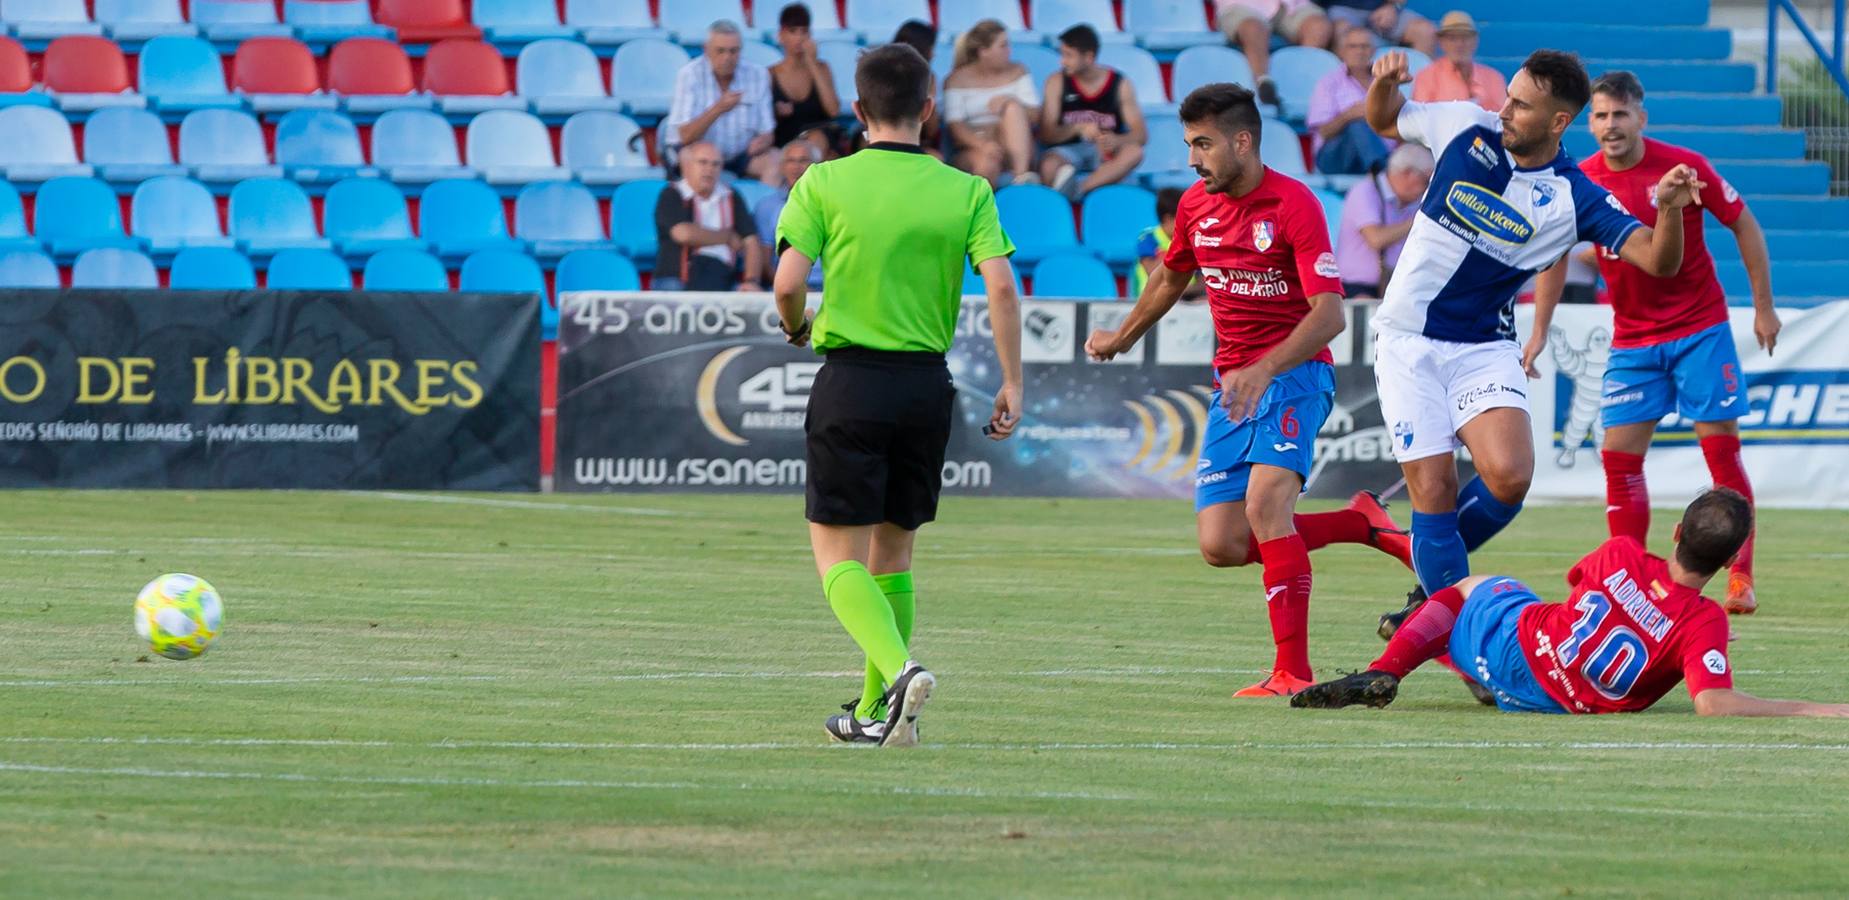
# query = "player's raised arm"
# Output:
<box><xmin>1365</xmin><ymin>51</ymin><xmax>1412</xmax><ymax>140</ymax></box>
<box><xmin>980</xmin><ymin>254</ymin><xmax>1024</xmax><ymax>440</ymax></box>
<box><xmin>1614</xmin><ymin>163</ymin><xmax>1702</xmax><ymax>277</ymax></box>
<box><xmin>1085</xmin><ymin>260</ymin><xmax>1190</xmax><ymax>361</ymax></box>
<box><xmin>1693</xmin><ymin>688</ymin><xmax>1849</xmax><ymax>718</ymax></box>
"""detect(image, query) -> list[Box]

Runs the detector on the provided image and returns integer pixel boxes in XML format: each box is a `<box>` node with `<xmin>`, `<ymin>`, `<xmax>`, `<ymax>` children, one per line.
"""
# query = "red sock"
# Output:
<box><xmin>1258</xmin><ymin>535</ymin><xmax>1314</xmax><ymax>680</ymax></box>
<box><xmin>1369</xmin><ymin>586</ymin><xmax>1468</xmax><ymax>678</ymax></box>
<box><xmin>1700</xmin><ymin>434</ymin><xmax>1755</xmax><ymax>575</ymax></box>
<box><xmin>1241</xmin><ymin>510</ymin><xmax>1372</xmax><ymax>563</ymax></box>
<box><xmin>1601</xmin><ymin>449</ymin><xmax>1650</xmax><ymax>543</ymax></box>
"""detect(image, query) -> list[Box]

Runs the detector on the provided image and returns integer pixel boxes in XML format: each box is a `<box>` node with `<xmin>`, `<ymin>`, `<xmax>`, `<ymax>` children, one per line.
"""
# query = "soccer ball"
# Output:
<box><xmin>134</xmin><ymin>574</ymin><xmax>224</xmax><ymax>660</ymax></box>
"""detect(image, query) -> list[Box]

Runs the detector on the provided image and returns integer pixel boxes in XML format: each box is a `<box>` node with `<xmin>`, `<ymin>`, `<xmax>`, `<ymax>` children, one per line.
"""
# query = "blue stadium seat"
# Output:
<box><xmin>561</xmin><ymin>111</ymin><xmax>661</xmax><ymax>185</ymax></box>
<box><xmin>814</xmin><ymin>41</ymin><xmax>860</xmax><ymax>105</ymax></box>
<box><xmin>36</xmin><ymin>176</ymin><xmax>143</xmax><ymax>257</ymax></box>
<box><xmin>1080</xmin><ymin>185</ymin><xmax>1156</xmax><ymax>266</ymax></box>
<box><xmin>995</xmin><ymin>184</ymin><xmax>1080</xmax><ymax>264</ymax></box>
<box><xmin>265</xmin><ymin>247</ymin><xmax>352</xmax><ymax>290</ymax></box>
<box><xmin>610</xmin><ymin>39</ymin><xmax>690</xmax><ymax>117</ymax></box>
<box><xmin>609</xmin><ymin>178</ymin><xmax>667</xmax><ymax>264</ymax></box>
<box><xmin>519</xmin><ymin>38</ymin><xmax>625</xmax><ymax>117</ymax></box>
<box><xmin>1030</xmin><ymin>0</ymin><xmax>1134</xmax><ymax>44</ymax></box>
<box><xmin>363</xmin><ymin>248</ymin><xmax>449</xmax><ymax>291</ymax></box>
<box><xmin>729</xmin><ymin>178</ymin><xmax>775</xmax><ymax>214</ymax></box>
<box><xmin>282</xmin><ymin>0</ymin><xmax>393</xmax><ymax>47</ymax></box>
<box><xmin>938</xmin><ymin>0</ymin><xmax>1041</xmax><ymax>46</ymax></box>
<box><xmin>2</xmin><ymin>0</ymin><xmax>104</xmax><ymax>42</ymax></box>
<box><xmin>1014</xmin><ymin>44</ymin><xmax>1063</xmax><ymax>91</ymax></box>
<box><xmin>228</xmin><ymin>177</ymin><xmax>332</xmax><ymax>256</ymax></box>
<box><xmin>1314</xmin><ymin>188</ymin><xmax>1344</xmax><ymax>247</ymax></box>
<box><xmin>844</xmin><ymin>0</ymin><xmax>929</xmax><ymax>43</ymax></box>
<box><xmin>0</xmin><ymin>181</ymin><xmax>36</xmax><ymax>251</ymax></box>
<box><xmin>557</xmin><ymin>248</ymin><xmax>640</xmax><ymax>292</ymax></box>
<box><xmin>0</xmin><ymin>104</ymin><xmax>93</xmax><ymax>183</ymax></box>
<box><xmin>515</xmin><ymin>181</ymin><xmax>611</xmax><ymax>258</ymax></box>
<box><xmin>138</xmin><ymin>35</ymin><xmax>241</xmax><ymax>114</ymax></box>
<box><xmin>1032</xmin><ymin>252</ymin><xmax>1117</xmax><ymax>298</ymax></box>
<box><xmin>275</xmin><ymin>108</ymin><xmax>379</xmax><ymax>184</ymax></box>
<box><xmin>96</xmin><ymin>0</ymin><xmax>196</xmax><ymax>42</ymax></box>
<box><xmin>190</xmin><ymin>0</ymin><xmax>293</xmax><ymax>43</ymax></box>
<box><xmin>169</xmin><ymin>246</ymin><xmax>256</xmax><ymax>289</ymax></box>
<box><xmin>1123</xmin><ymin>0</ymin><xmax>1218</xmax><ymax>52</ymax></box>
<box><xmin>1260</xmin><ymin>116</ymin><xmax>1306</xmax><ymax>176</ymax></box>
<box><xmin>1136</xmin><ymin>116</ymin><xmax>1193</xmax><ymax>189</ymax></box>
<box><xmin>71</xmin><ymin>247</ymin><xmax>158</xmax><ymax>288</ymax></box>
<box><xmin>1269</xmin><ymin>46</ymin><xmax>1340</xmax><ymax>122</ymax></box>
<box><xmin>0</xmin><ymin>248</ymin><xmax>59</xmax><ymax>287</ymax></box>
<box><xmin>565</xmin><ymin>0</ymin><xmax>667</xmax><ymax>49</ymax></box>
<box><xmin>179</xmin><ymin>108</ymin><xmax>283</xmax><ymax>184</ymax></box>
<box><xmin>1173</xmin><ymin>46</ymin><xmax>1256</xmax><ymax>99</ymax></box>
<box><xmin>660</xmin><ymin>0</ymin><xmax>758</xmax><ymax>45</ymax></box>
<box><xmin>370</xmin><ymin>108</ymin><xmax>475</xmax><ymax>183</ymax></box>
<box><xmin>739</xmin><ymin>40</ymin><xmax>781</xmax><ymax>69</ymax></box>
<box><xmin>84</xmin><ymin>107</ymin><xmax>189</xmax><ymax>184</ymax></box>
<box><xmin>460</xmin><ymin>247</ymin><xmax>554</xmax><ymax>335</ymax></box>
<box><xmin>476</xmin><ymin>0</ymin><xmax>579</xmax><ymax>47</ymax></box>
<box><xmin>468</xmin><ymin>109</ymin><xmax>572</xmax><ymax>185</ymax></box>
<box><xmin>419</xmin><ymin>178</ymin><xmax>525</xmax><ymax>258</ymax></box>
<box><xmin>131</xmin><ymin>176</ymin><xmax>235</xmax><ymax>255</ymax></box>
<box><xmin>323</xmin><ymin>177</ymin><xmax>424</xmax><ymax>257</ymax></box>
<box><xmin>1097</xmin><ymin>44</ymin><xmax>1173</xmax><ymax>114</ymax></box>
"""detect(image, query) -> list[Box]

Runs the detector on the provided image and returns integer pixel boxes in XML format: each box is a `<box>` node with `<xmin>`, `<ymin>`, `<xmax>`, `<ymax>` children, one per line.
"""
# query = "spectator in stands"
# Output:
<box><xmin>1318</xmin><ymin>1</ymin><xmax>1437</xmax><ymax>55</ymax></box>
<box><xmin>1335</xmin><ymin>142</ymin><xmax>1432</xmax><ymax>297</ymax></box>
<box><xmin>1213</xmin><ymin>1</ymin><xmax>1334</xmax><ymax>108</ymax></box>
<box><xmin>1307</xmin><ymin>27</ymin><xmax>1391</xmax><ymax>174</ymax></box>
<box><xmin>943</xmin><ymin>19</ymin><xmax>1041</xmax><ymax>186</ymax></box>
<box><xmin>664</xmin><ymin>20</ymin><xmax>777</xmax><ymax>181</ymax></box>
<box><xmin>1134</xmin><ymin>187</ymin><xmax>1206</xmax><ymax>301</ymax></box>
<box><xmin>756</xmin><ymin>141</ymin><xmax>824</xmax><ymax>288</ymax></box>
<box><xmin>1411</xmin><ymin>11</ymin><xmax>1506</xmax><ymax>111</ymax></box>
<box><xmin>769</xmin><ymin>4</ymin><xmax>841</xmax><ymax>157</ymax></box>
<box><xmin>1037</xmin><ymin>25</ymin><xmax>1147</xmax><ymax>201</ymax></box>
<box><xmin>892</xmin><ymin>20</ymin><xmax>945</xmax><ymax>155</ymax></box>
<box><xmin>653</xmin><ymin>142</ymin><xmax>765</xmax><ymax>292</ymax></box>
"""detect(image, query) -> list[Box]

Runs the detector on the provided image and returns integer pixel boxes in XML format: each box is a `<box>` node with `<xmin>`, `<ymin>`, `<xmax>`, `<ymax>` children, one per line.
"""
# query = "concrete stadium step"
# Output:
<box><xmin>1478</xmin><ymin>58</ymin><xmax>1757</xmax><ymax>94</ymax></box>
<box><xmin>1706</xmin><ymin>228</ymin><xmax>1849</xmax><ymax>262</ymax></box>
<box><xmin>1626</xmin><ymin>94</ymin><xmax>1783</xmax><ymax>127</ymax></box>
<box><xmin>1562</xmin><ymin>127</ymin><xmax>1806</xmax><ymax>161</ymax></box>
<box><xmin>1716</xmin><ymin>260</ymin><xmax>1849</xmax><ymax>299</ymax></box>
<box><xmin>1478</xmin><ymin>25</ymin><xmax>1731</xmax><ymax>62</ymax></box>
<box><xmin>1704</xmin><ymin>161</ymin><xmax>1831</xmax><ymax>196</ymax></box>
<box><xmin>1738</xmin><ymin>196</ymin><xmax>1849</xmax><ymax>230</ymax></box>
<box><xmin>1409</xmin><ymin>0</ymin><xmax>1708</xmax><ymax>26</ymax></box>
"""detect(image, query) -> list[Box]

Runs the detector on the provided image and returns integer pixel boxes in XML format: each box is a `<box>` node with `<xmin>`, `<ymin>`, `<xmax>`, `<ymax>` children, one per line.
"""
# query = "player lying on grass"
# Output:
<box><xmin>1293</xmin><ymin>489</ymin><xmax>1849</xmax><ymax>717</ymax></box>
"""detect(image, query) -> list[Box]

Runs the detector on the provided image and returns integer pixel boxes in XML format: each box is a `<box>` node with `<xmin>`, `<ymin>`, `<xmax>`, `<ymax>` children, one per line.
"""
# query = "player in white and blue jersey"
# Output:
<box><xmin>1360</xmin><ymin>49</ymin><xmax>1704</xmax><ymax>611</ymax></box>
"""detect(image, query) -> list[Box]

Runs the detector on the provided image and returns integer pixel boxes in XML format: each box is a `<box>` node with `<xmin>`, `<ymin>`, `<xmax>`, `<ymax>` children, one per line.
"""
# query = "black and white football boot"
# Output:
<box><xmin>823</xmin><ymin>699</ymin><xmax>886</xmax><ymax>745</ymax></box>
<box><xmin>878</xmin><ymin>662</ymin><xmax>935</xmax><ymax>749</ymax></box>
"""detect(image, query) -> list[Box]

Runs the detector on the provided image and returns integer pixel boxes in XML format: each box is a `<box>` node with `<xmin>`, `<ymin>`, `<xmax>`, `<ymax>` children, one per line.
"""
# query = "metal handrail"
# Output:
<box><xmin>1767</xmin><ymin>0</ymin><xmax>1849</xmax><ymax>97</ymax></box>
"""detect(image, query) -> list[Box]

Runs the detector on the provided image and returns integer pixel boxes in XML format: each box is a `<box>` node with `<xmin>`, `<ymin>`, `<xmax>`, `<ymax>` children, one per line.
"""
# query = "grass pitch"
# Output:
<box><xmin>3</xmin><ymin>491</ymin><xmax>1847</xmax><ymax>897</ymax></box>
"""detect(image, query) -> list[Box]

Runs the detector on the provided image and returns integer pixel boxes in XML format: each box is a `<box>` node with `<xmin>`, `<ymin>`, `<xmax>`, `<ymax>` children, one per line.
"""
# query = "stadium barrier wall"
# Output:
<box><xmin>0</xmin><ymin>289</ymin><xmax>542</xmax><ymax>490</ymax></box>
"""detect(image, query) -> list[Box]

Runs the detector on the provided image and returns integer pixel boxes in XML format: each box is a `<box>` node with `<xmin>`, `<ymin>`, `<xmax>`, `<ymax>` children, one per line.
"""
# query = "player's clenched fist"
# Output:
<box><xmin>1084</xmin><ymin>329</ymin><xmax>1123</xmax><ymax>362</ymax></box>
<box><xmin>1371</xmin><ymin>50</ymin><xmax>1411</xmax><ymax>85</ymax></box>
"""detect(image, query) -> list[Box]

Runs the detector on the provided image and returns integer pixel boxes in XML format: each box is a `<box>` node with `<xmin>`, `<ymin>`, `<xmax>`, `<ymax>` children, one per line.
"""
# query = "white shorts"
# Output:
<box><xmin>1374</xmin><ymin>329</ymin><xmax>1529</xmax><ymax>463</ymax></box>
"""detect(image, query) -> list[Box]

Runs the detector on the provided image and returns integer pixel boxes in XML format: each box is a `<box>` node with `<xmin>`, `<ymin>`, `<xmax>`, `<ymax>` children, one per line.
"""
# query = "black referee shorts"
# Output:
<box><xmin>804</xmin><ymin>347</ymin><xmax>956</xmax><ymax>531</ymax></box>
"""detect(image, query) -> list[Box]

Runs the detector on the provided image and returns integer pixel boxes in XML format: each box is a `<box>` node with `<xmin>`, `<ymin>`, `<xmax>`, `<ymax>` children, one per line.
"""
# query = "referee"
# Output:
<box><xmin>773</xmin><ymin>43</ymin><xmax>1023</xmax><ymax>748</ymax></box>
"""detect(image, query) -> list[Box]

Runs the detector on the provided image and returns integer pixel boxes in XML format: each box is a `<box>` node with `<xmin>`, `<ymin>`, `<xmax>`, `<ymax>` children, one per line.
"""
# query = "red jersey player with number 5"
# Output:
<box><xmin>1524</xmin><ymin>71</ymin><xmax>1781</xmax><ymax>615</ymax></box>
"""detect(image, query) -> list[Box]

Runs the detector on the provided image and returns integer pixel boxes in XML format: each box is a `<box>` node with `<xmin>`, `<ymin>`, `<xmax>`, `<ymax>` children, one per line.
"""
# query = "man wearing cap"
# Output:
<box><xmin>1412</xmin><ymin>12</ymin><xmax>1506</xmax><ymax>112</ymax></box>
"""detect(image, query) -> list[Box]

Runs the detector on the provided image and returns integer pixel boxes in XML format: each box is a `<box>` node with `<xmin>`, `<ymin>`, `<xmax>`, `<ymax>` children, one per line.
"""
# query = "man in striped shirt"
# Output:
<box><xmin>664</xmin><ymin>19</ymin><xmax>776</xmax><ymax>181</ymax></box>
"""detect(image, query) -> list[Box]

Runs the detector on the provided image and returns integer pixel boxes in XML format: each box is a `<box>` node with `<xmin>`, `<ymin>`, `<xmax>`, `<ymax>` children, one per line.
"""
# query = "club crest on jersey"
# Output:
<box><xmin>1194</xmin><ymin>217</ymin><xmax>1223</xmax><ymax>248</ymax></box>
<box><xmin>1444</xmin><ymin>182</ymin><xmax>1535</xmax><ymax>245</ymax></box>
<box><xmin>1468</xmin><ymin>136</ymin><xmax>1498</xmax><ymax>169</ymax></box>
<box><xmin>1531</xmin><ymin>181</ymin><xmax>1555</xmax><ymax>207</ymax></box>
<box><xmin>1251</xmin><ymin>220</ymin><xmax>1275</xmax><ymax>252</ymax></box>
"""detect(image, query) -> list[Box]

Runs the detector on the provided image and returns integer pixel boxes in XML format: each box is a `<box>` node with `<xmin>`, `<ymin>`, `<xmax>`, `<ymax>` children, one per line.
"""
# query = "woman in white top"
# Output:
<box><xmin>942</xmin><ymin>19</ymin><xmax>1039</xmax><ymax>186</ymax></box>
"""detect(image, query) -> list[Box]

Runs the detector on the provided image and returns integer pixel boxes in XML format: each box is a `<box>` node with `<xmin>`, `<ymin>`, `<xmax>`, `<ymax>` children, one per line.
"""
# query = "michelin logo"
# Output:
<box><xmin>1551</xmin><ymin>325</ymin><xmax>1611</xmax><ymax>467</ymax></box>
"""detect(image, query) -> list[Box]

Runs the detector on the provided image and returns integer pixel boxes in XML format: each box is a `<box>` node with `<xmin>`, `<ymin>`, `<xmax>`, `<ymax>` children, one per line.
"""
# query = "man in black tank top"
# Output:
<box><xmin>1037</xmin><ymin>24</ymin><xmax>1149</xmax><ymax>200</ymax></box>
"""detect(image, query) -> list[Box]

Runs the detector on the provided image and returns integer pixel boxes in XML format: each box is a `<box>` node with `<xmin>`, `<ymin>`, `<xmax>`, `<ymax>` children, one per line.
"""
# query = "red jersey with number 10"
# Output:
<box><xmin>1579</xmin><ymin>139</ymin><xmax>1745</xmax><ymax>349</ymax></box>
<box><xmin>1162</xmin><ymin>168</ymin><xmax>1344</xmax><ymax>374</ymax></box>
<box><xmin>1517</xmin><ymin>536</ymin><xmax>1734</xmax><ymax>714</ymax></box>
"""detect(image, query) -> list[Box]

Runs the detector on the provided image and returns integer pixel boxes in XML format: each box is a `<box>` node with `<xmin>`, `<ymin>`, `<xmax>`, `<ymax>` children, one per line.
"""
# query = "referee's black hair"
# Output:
<box><xmin>1675</xmin><ymin>488</ymin><xmax>1753</xmax><ymax>577</ymax></box>
<box><xmin>1520</xmin><ymin>49</ymin><xmax>1593</xmax><ymax>115</ymax></box>
<box><xmin>856</xmin><ymin>43</ymin><xmax>932</xmax><ymax>126</ymax></box>
<box><xmin>1591</xmin><ymin>70</ymin><xmax>1645</xmax><ymax>105</ymax></box>
<box><xmin>778</xmin><ymin>3</ymin><xmax>810</xmax><ymax>30</ymax></box>
<box><xmin>1178</xmin><ymin>83</ymin><xmax>1262</xmax><ymax>145</ymax></box>
<box><xmin>1059</xmin><ymin>24</ymin><xmax>1100</xmax><ymax>57</ymax></box>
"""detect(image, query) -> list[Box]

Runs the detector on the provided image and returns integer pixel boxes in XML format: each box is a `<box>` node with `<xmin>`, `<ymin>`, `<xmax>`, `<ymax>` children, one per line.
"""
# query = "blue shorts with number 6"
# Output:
<box><xmin>1601</xmin><ymin>321</ymin><xmax>1745</xmax><ymax>428</ymax></box>
<box><xmin>1195</xmin><ymin>360</ymin><xmax>1334</xmax><ymax>511</ymax></box>
<box><xmin>1448</xmin><ymin>577</ymin><xmax>1566</xmax><ymax>714</ymax></box>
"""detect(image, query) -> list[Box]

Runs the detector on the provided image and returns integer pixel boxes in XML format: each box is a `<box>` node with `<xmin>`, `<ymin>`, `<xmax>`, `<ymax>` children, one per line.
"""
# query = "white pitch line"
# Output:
<box><xmin>353</xmin><ymin>491</ymin><xmax>679</xmax><ymax>517</ymax></box>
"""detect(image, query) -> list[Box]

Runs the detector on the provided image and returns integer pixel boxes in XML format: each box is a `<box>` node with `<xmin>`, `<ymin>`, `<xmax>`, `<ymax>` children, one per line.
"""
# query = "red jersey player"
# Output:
<box><xmin>1523</xmin><ymin>71</ymin><xmax>1780</xmax><ymax>615</ymax></box>
<box><xmin>1085</xmin><ymin>83</ymin><xmax>1412</xmax><ymax>698</ymax></box>
<box><xmin>1294</xmin><ymin>489</ymin><xmax>1849</xmax><ymax>718</ymax></box>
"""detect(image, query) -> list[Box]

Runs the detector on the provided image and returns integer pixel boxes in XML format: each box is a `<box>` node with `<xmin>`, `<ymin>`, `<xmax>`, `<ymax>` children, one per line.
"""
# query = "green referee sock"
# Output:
<box><xmin>824</xmin><ymin>561</ymin><xmax>911</xmax><ymax>703</ymax></box>
<box><xmin>856</xmin><ymin>572</ymin><xmax>916</xmax><ymax>719</ymax></box>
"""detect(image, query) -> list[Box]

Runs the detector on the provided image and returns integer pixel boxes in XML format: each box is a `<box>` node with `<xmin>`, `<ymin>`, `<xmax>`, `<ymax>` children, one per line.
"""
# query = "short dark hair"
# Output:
<box><xmin>1591</xmin><ymin>70</ymin><xmax>1645</xmax><ymax>105</ymax></box>
<box><xmin>892</xmin><ymin>19</ymin><xmax>936</xmax><ymax>58</ymax></box>
<box><xmin>1156</xmin><ymin>187</ymin><xmax>1184</xmax><ymax>222</ymax></box>
<box><xmin>856</xmin><ymin>43</ymin><xmax>932</xmax><ymax>126</ymax></box>
<box><xmin>1058</xmin><ymin>24</ymin><xmax>1100</xmax><ymax>57</ymax></box>
<box><xmin>1675</xmin><ymin>488</ymin><xmax>1754</xmax><ymax>576</ymax></box>
<box><xmin>778</xmin><ymin>3</ymin><xmax>810</xmax><ymax>29</ymax></box>
<box><xmin>1178</xmin><ymin>83</ymin><xmax>1263</xmax><ymax>145</ymax></box>
<box><xmin>1520</xmin><ymin>49</ymin><xmax>1592</xmax><ymax>115</ymax></box>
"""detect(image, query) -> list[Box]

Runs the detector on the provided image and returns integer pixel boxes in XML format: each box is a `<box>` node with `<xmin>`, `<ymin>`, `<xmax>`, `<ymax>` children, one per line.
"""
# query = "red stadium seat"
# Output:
<box><xmin>423</xmin><ymin>39</ymin><xmax>511</xmax><ymax>95</ymax></box>
<box><xmin>375</xmin><ymin>0</ymin><xmax>482</xmax><ymax>43</ymax></box>
<box><xmin>43</xmin><ymin>36</ymin><xmax>131</xmax><ymax>94</ymax></box>
<box><xmin>327</xmin><ymin>37</ymin><xmax>417</xmax><ymax>96</ymax></box>
<box><xmin>232</xmin><ymin>36</ymin><xmax>322</xmax><ymax>94</ymax></box>
<box><xmin>0</xmin><ymin>37</ymin><xmax>32</xmax><ymax>92</ymax></box>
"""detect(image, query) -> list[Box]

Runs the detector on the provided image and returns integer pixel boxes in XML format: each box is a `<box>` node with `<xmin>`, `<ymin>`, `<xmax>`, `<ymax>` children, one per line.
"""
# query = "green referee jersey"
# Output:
<box><xmin>775</xmin><ymin>143</ymin><xmax>1015</xmax><ymax>354</ymax></box>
